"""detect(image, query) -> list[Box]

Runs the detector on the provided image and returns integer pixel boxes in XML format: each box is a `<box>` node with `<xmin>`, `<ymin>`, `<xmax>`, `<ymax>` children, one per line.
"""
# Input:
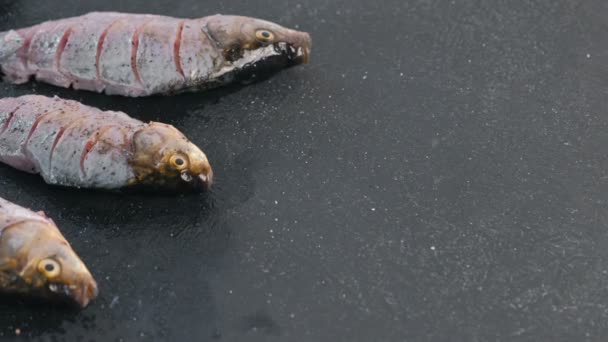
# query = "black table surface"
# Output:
<box><xmin>2</xmin><ymin>0</ymin><xmax>608</xmax><ymax>341</ymax></box>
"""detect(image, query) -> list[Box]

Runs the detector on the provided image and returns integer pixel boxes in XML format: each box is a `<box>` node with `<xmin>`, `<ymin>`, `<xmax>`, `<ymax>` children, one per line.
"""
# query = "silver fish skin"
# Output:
<box><xmin>0</xmin><ymin>95</ymin><xmax>213</xmax><ymax>191</ymax></box>
<box><xmin>0</xmin><ymin>12</ymin><xmax>312</xmax><ymax>97</ymax></box>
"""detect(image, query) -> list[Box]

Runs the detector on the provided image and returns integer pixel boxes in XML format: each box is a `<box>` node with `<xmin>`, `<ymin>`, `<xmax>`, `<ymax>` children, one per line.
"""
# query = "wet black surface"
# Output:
<box><xmin>2</xmin><ymin>0</ymin><xmax>608</xmax><ymax>341</ymax></box>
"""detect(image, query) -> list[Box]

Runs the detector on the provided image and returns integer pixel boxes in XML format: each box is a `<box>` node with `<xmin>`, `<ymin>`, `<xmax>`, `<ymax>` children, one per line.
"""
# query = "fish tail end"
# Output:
<box><xmin>0</xmin><ymin>30</ymin><xmax>23</xmax><ymax>62</ymax></box>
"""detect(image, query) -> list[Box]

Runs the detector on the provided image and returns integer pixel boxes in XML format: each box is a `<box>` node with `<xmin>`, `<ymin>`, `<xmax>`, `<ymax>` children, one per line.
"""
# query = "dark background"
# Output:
<box><xmin>1</xmin><ymin>0</ymin><xmax>608</xmax><ymax>341</ymax></box>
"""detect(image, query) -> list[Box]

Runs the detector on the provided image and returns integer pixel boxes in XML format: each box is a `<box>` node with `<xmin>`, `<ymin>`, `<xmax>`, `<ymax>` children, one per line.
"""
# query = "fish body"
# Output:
<box><xmin>0</xmin><ymin>12</ymin><xmax>312</xmax><ymax>97</ymax></box>
<box><xmin>0</xmin><ymin>95</ymin><xmax>213</xmax><ymax>191</ymax></box>
<box><xmin>0</xmin><ymin>197</ymin><xmax>97</xmax><ymax>308</ymax></box>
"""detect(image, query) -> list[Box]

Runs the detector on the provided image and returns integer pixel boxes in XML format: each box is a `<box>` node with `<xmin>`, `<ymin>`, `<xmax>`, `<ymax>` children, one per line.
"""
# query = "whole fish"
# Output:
<box><xmin>0</xmin><ymin>12</ymin><xmax>312</xmax><ymax>97</ymax></box>
<box><xmin>0</xmin><ymin>95</ymin><xmax>213</xmax><ymax>191</ymax></box>
<box><xmin>0</xmin><ymin>197</ymin><xmax>97</xmax><ymax>308</ymax></box>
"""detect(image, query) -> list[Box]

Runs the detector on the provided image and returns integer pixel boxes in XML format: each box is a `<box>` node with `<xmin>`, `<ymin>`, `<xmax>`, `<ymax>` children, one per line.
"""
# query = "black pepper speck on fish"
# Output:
<box><xmin>0</xmin><ymin>12</ymin><xmax>312</xmax><ymax>97</ymax></box>
<box><xmin>0</xmin><ymin>197</ymin><xmax>98</xmax><ymax>308</ymax></box>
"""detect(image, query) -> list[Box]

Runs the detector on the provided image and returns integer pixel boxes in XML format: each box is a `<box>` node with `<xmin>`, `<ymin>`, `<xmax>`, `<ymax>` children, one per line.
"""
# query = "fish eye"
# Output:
<box><xmin>170</xmin><ymin>154</ymin><xmax>188</xmax><ymax>170</ymax></box>
<box><xmin>37</xmin><ymin>258</ymin><xmax>61</xmax><ymax>279</ymax></box>
<box><xmin>255</xmin><ymin>30</ymin><xmax>275</xmax><ymax>43</ymax></box>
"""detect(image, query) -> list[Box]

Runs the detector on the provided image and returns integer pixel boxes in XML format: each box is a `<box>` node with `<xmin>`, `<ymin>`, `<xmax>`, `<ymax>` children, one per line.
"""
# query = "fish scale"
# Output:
<box><xmin>25</xmin><ymin>101</ymin><xmax>84</xmax><ymax>176</ymax></box>
<box><xmin>60</xmin><ymin>13</ymin><xmax>124</xmax><ymax>92</ymax></box>
<box><xmin>27</xmin><ymin>18</ymin><xmax>80</xmax><ymax>87</ymax></box>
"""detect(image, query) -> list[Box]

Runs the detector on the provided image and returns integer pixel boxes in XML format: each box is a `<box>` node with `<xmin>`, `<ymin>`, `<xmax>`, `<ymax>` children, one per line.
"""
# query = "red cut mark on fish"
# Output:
<box><xmin>0</xmin><ymin>113</ymin><xmax>15</xmax><ymax>135</ymax></box>
<box><xmin>55</xmin><ymin>26</ymin><xmax>74</xmax><ymax>73</ymax></box>
<box><xmin>131</xmin><ymin>20</ymin><xmax>153</xmax><ymax>85</ymax></box>
<box><xmin>19</xmin><ymin>29</ymin><xmax>36</xmax><ymax>67</ymax></box>
<box><xmin>79</xmin><ymin>124</ymin><xmax>114</xmax><ymax>176</ymax></box>
<box><xmin>174</xmin><ymin>20</ymin><xmax>185</xmax><ymax>78</ymax></box>
<box><xmin>24</xmin><ymin>109</ymin><xmax>59</xmax><ymax>147</ymax></box>
<box><xmin>96</xmin><ymin>18</ymin><xmax>122</xmax><ymax>81</ymax></box>
<box><xmin>121</xmin><ymin>125</ymin><xmax>137</xmax><ymax>155</ymax></box>
<box><xmin>0</xmin><ymin>103</ymin><xmax>26</xmax><ymax>136</ymax></box>
<box><xmin>49</xmin><ymin>116</ymin><xmax>87</xmax><ymax>166</ymax></box>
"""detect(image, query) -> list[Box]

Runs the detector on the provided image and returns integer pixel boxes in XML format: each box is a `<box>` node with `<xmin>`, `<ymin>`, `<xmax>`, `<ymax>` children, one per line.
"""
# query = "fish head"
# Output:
<box><xmin>129</xmin><ymin>122</ymin><xmax>213</xmax><ymax>192</ymax></box>
<box><xmin>203</xmin><ymin>15</ymin><xmax>312</xmax><ymax>81</ymax></box>
<box><xmin>9</xmin><ymin>221</ymin><xmax>98</xmax><ymax>308</ymax></box>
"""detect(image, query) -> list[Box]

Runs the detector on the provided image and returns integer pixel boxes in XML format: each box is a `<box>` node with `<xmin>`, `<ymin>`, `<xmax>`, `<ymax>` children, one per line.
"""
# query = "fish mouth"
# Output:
<box><xmin>211</xmin><ymin>40</ymin><xmax>312</xmax><ymax>85</ymax></box>
<box><xmin>298</xmin><ymin>45</ymin><xmax>312</xmax><ymax>64</ymax></box>
<box><xmin>128</xmin><ymin>169</ymin><xmax>213</xmax><ymax>193</ymax></box>
<box><xmin>180</xmin><ymin>170</ymin><xmax>213</xmax><ymax>191</ymax></box>
<box><xmin>293</xmin><ymin>32</ymin><xmax>312</xmax><ymax>64</ymax></box>
<box><xmin>273</xmin><ymin>38</ymin><xmax>312</xmax><ymax>66</ymax></box>
<box><xmin>287</xmin><ymin>43</ymin><xmax>311</xmax><ymax>65</ymax></box>
<box><xmin>48</xmin><ymin>280</ymin><xmax>98</xmax><ymax>308</ymax></box>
